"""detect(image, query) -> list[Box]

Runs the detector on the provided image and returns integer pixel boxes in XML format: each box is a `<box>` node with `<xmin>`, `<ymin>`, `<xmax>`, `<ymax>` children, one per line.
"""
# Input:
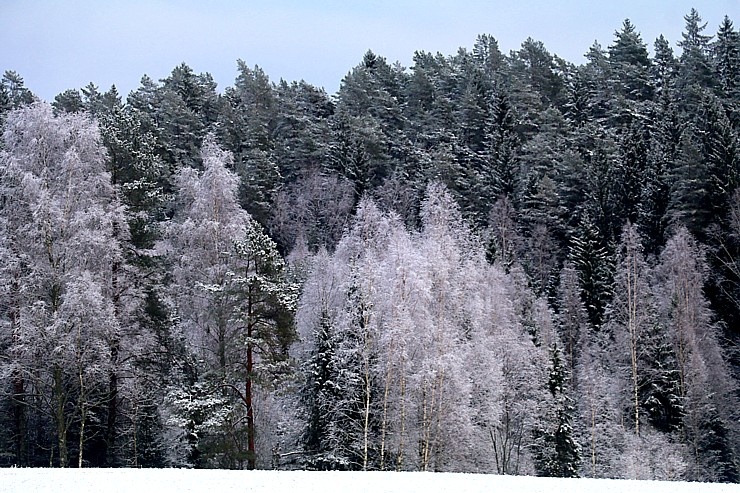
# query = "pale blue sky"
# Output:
<box><xmin>2</xmin><ymin>1</ymin><xmax>738</xmax><ymax>101</ymax></box>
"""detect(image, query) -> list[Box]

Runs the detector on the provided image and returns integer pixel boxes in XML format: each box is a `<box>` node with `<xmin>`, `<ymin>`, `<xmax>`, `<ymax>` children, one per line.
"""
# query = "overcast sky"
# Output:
<box><xmin>2</xmin><ymin>1</ymin><xmax>738</xmax><ymax>102</ymax></box>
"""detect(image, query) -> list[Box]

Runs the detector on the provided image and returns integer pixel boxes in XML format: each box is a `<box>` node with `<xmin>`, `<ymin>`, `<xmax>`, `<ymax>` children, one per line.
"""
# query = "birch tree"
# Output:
<box><xmin>609</xmin><ymin>222</ymin><xmax>653</xmax><ymax>437</ymax></box>
<box><xmin>657</xmin><ymin>227</ymin><xmax>739</xmax><ymax>481</ymax></box>
<box><xmin>0</xmin><ymin>103</ymin><xmax>125</xmax><ymax>466</ymax></box>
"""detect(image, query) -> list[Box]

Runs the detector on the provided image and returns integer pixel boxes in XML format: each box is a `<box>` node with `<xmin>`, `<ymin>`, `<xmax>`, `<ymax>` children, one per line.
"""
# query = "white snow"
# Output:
<box><xmin>1</xmin><ymin>469</ymin><xmax>738</xmax><ymax>493</ymax></box>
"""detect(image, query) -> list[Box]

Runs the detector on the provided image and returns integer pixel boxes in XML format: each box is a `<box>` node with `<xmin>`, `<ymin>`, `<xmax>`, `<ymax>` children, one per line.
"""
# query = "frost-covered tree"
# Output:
<box><xmin>656</xmin><ymin>227</ymin><xmax>739</xmax><ymax>481</ymax></box>
<box><xmin>608</xmin><ymin>223</ymin><xmax>654</xmax><ymax>437</ymax></box>
<box><xmin>295</xmin><ymin>183</ymin><xmax>556</xmax><ymax>474</ymax></box>
<box><xmin>0</xmin><ymin>103</ymin><xmax>125</xmax><ymax>466</ymax></box>
<box><xmin>556</xmin><ymin>262</ymin><xmax>589</xmax><ymax>374</ymax></box>
<box><xmin>574</xmin><ymin>329</ymin><xmax>625</xmax><ymax>478</ymax></box>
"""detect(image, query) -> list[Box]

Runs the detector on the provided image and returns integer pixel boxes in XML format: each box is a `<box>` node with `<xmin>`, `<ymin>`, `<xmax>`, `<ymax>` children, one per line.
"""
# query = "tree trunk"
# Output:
<box><xmin>78</xmin><ymin>407</ymin><xmax>86</xmax><ymax>468</ymax></box>
<box><xmin>361</xmin><ymin>305</ymin><xmax>373</xmax><ymax>471</ymax></box>
<box><xmin>379</xmin><ymin>337</ymin><xmax>396</xmax><ymax>471</ymax></box>
<box><xmin>396</xmin><ymin>364</ymin><xmax>406</xmax><ymax>471</ymax></box>
<box><xmin>12</xmin><ymin>373</ymin><xmax>26</xmax><ymax>466</ymax></box>
<box><xmin>626</xmin><ymin>248</ymin><xmax>640</xmax><ymax>436</ymax></box>
<box><xmin>53</xmin><ymin>367</ymin><xmax>68</xmax><ymax>468</ymax></box>
<box><xmin>107</xmin><ymin>229</ymin><xmax>121</xmax><ymax>466</ymax></box>
<box><xmin>590</xmin><ymin>395</ymin><xmax>596</xmax><ymax>476</ymax></box>
<box><xmin>246</xmin><ymin>291</ymin><xmax>256</xmax><ymax>471</ymax></box>
<box><xmin>106</xmin><ymin>342</ymin><xmax>119</xmax><ymax>466</ymax></box>
<box><xmin>10</xmin><ymin>290</ymin><xmax>27</xmax><ymax>466</ymax></box>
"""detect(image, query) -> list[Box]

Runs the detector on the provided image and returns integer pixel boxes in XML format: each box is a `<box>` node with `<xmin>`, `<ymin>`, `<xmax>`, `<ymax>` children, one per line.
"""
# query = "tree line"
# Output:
<box><xmin>0</xmin><ymin>7</ymin><xmax>738</xmax><ymax>482</ymax></box>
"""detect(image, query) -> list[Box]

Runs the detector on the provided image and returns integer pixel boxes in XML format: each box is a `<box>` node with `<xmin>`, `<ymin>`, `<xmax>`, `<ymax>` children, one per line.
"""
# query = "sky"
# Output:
<box><xmin>1</xmin><ymin>1</ymin><xmax>738</xmax><ymax>102</ymax></box>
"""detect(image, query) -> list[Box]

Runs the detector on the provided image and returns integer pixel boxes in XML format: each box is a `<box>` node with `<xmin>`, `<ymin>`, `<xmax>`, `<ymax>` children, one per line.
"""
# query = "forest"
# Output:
<box><xmin>0</xmin><ymin>7</ymin><xmax>739</xmax><ymax>483</ymax></box>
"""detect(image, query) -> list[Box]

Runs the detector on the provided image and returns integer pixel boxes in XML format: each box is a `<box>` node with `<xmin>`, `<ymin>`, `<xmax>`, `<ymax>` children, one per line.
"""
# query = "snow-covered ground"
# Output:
<box><xmin>1</xmin><ymin>469</ymin><xmax>738</xmax><ymax>493</ymax></box>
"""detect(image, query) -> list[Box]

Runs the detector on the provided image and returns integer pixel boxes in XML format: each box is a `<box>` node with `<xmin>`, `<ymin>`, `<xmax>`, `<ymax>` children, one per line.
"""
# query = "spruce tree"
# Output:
<box><xmin>569</xmin><ymin>212</ymin><xmax>613</xmax><ymax>329</ymax></box>
<box><xmin>533</xmin><ymin>344</ymin><xmax>581</xmax><ymax>478</ymax></box>
<box><xmin>678</xmin><ymin>8</ymin><xmax>715</xmax><ymax>91</ymax></box>
<box><xmin>608</xmin><ymin>19</ymin><xmax>653</xmax><ymax>102</ymax></box>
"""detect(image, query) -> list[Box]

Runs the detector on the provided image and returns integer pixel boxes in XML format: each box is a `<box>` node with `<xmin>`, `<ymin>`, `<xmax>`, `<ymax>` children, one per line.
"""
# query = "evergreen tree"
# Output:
<box><xmin>485</xmin><ymin>89</ymin><xmax>521</xmax><ymax>202</ymax></box>
<box><xmin>713</xmin><ymin>16</ymin><xmax>740</xmax><ymax>116</ymax></box>
<box><xmin>533</xmin><ymin>344</ymin><xmax>582</xmax><ymax>477</ymax></box>
<box><xmin>52</xmin><ymin>89</ymin><xmax>84</xmax><ymax>113</ymax></box>
<box><xmin>219</xmin><ymin>61</ymin><xmax>280</xmax><ymax>226</ymax></box>
<box><xmin>652</xmin><ymin>35</ymin><xmax>678</xmax><ymax>100</ymax></box>
<box><xmin>639</xmin><ymin>92</ymin><xmax>679</xmax><ymax>255</ymax></box>
<box><xmin>0</xmin><ymin>71</ymin><xmax>35</xmax><ymax>111</ymax></box>
<box><xmin>300</xmin><ymin>305</ymin><xmax>345</xmax><ymax>469</ymax></box>
<box><xmin>569</xmin><ymin>212</ymin><xmax>613</xmax><ymax>329</ymax></box>
<box><xmin>516</xmin><ymin>38</ymin><xmax>564</xmax><ymax>108</ymax></box>
<box><xmin>165</xmin><ymin>137</ymin><xmax>296</xmax><ymax>469</ymax></box>
<box><xmin>677</xmin><ymin>8</ymin><xmax>714</xmax><ymax>107</ymax></box>
<box><xmin>608</xmin><ymin>19</ymin><xmax>653</xmax><ymax>102</ymax></box>
<box><xmin>670</xmin><ymin>91</ymin><xmax>739</xmax><ymax>236</ymax></box>
<box><xmin>615</xmin><ymin>120</ymin><xmax>649</xmax><ymax>225</ymax></box>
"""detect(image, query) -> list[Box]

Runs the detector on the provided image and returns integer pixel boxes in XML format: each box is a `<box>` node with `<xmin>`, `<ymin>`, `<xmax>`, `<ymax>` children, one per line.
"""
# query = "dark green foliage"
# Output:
<box><xmin>218</xmin><ymin>61</ymin><xmax>280</xmax><ymax>225</ymax></box>
<box><xmin>608</xmin><ymin>19</ymin><xmax>653</xmax><ymax>102</ymax></box>
<box><xmin>569</xmin><ymin>213</ymin><xmax>613</xmax><ymax>329</ymax></box>
<box><xmin>639</xmin><ymin>97</ymin><xmax>680</xmax><ymax>255</ymax></box>
<box><xmin>670</xmin><ymin>91</ymin><xmax>739</xmax><ymax>237</ymax></box>
<box><xmin>614</xmin><ymin>120</ymin><xmax>649</xmax><ymax>225</ymax></box>
<box><xmin>694</xmin><ymin>409</ymin><xmax>739</xmax><ymax>482</ymax></box>
<box><xmin>52</xmin><ymin>89</ymin><xmax>84</xmax><ymax>113</ymax></box>
<box><xmin>714</xmin><ymin>16</ymin><xmax>740</xmax><ymax>109</ymax></box>
<box><xmin>1</xmin><ymin>71</ymin><xmax>34</xmax><ymax>110</ymax></box>
<box><xmin>678</xmin><ymin>8</ymin><xmax>715</xmax><ymax>91</ymax></box>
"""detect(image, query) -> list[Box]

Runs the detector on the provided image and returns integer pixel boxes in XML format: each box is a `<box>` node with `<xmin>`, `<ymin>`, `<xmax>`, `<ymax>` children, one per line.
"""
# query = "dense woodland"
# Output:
<box><xmin>0</xmin><ymin>8</ymin><xmax>739</xmax><ymax>482</ymax></box>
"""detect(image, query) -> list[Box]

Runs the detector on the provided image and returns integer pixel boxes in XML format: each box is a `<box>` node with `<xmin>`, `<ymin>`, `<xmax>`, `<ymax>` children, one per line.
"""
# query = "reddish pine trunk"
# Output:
<box><xmin>246</xmin><ymin>284</ymin><xmax>256</xmax><ymax>471</ymax></box>
<box><xmin>246</xmin><ymin>335</ymin><xmax>255</xmax><ymax>470</ymax></box>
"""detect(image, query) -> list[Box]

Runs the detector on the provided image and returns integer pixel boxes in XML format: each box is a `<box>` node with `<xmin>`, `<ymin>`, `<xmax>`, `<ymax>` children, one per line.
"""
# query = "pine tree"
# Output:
<box><xmin>516</xmin><ymin>38</ymin><xmax>564</xmax><ymax>108</ymax></box>
<box><xmin>52</xmin><ymin>89</ymin><xmax>84</xmax><ymax>113</ymax></box>
<box><xmin>272</xmin><ymin>80</ymin><xmax>333</xmax><ymax>183</ymax></box>
<box><xmin>333</xmin><ymin>51</ymin><xmax>410</xmax><ymax>203</ymax></box>
<box><xmin>165</xmin><ymin>136</ymin><xmax>297</xmax><ymax>469</ymax></box>
<box><xmin>0</xmin><ymin>71</ymin><xmax>35</xmax><ymax>112</ymax></box>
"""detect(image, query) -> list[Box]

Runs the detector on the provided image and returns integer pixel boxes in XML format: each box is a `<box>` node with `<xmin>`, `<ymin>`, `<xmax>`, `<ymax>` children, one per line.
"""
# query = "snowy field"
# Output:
<box><xmin>1</xmin><ymin>469</ymin><xmax>738</xmax><ymax>493</ymax></box>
